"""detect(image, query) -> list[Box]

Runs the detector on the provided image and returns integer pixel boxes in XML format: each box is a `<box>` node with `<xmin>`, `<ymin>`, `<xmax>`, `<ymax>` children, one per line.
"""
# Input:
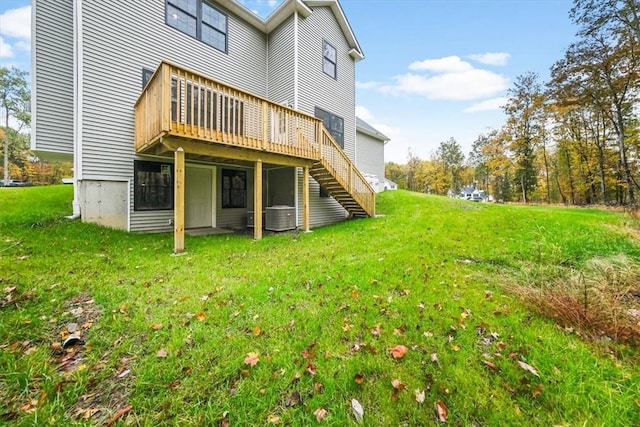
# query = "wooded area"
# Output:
<box><xmin>387</xmin><ymin>0</ymin><xmax>640</xmax><ymax>206</ymax></box>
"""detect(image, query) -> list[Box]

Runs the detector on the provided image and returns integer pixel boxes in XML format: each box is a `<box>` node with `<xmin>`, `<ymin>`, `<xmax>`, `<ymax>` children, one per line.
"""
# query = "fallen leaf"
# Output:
<box><xmin>415</xmin><ymin>389</ymin><xmax>425</xmax><ymax>404</ymax></box>
<box><xmin>389</xmin><ymin>345</ymin><xmax>408</xmax><ymax>359</ymax></box>
<box><xmin>351</xmin><ymin>399</ymin><xmax>364</xmax><ymax>423</ymax></box>
<box><xmin>150</xmin><ymin>323</ymin><xmax>163</xmax><ymax>330</ymax></box>
<box><xmin>435</xmin><ymin>400</ymin><xmax>448</xmax><ymax>422</ymax></box>
<box><xmin>253</xmin><ymin>324</ymin><xmax>262</xmax><ymax>336</ymax></box>
<box><xmin>532</xmin><ymin>383</ymin><xmax>544</xmax><ymax>396</ymax></box>
<box><xmin>285</xmin><ymin>391</ymin><xmax>301</xmax><ymax>407</ymax></box>
<box><xmin>390</xmin><ymin>378</ymin><xmax>403</xmax><ymax>390</ymax></box>
<box><xmin>306</xmin><ymin>363</ymin><xmax>317</xmax><ymax>376</ymax></box>
<box><xmin>196</xmin><ymin>312</ymin><xmax>206</xmax><ymax>322</ymax></box>
<box><xmin>267</xmin><ymin>414</ymin><xmax>281</xmax><ymax>424</ymax></box>
<box><xmin>244</xmin><ymin>352</ymin><xmax>259</xmax><ymax>367</ymax></box>
<box><xmin>354</xmin><ymin>373</ymin><xmax>365</xmax><ymax>385</ymax></box>
<box><xmin>482</xmin><ymin>360</ymin><xmax>499</xmax><ymax>372</ymax></box>
<box><xmin>517</xmin><ymin>360</ymin><xmax>540</xmax><ymax>377</ymax></box>
<box><xmin>106</xmin><ymin>405</ymin><xmax>132</xmax><ymax>426</ymax></box>
<box><xmin>117</xmin><ymin>369</ymin><xmax>131</xmax><ymax>379</ymax></box>
<box><xmin>431</xmin><ymin>353</ymin><xmax>440</xmax><ymax>367</ymax></box>
<box><xmin>313</xmin><ymin>407</ymin><xmax>328</xmax><ymax>421</ymax></box>
<box><xmin>433</xmin><ymin>303</ymin><xmax>443</xmax><ymax>311</ymax></box>
<box><xmin>314</xmin><ymin>382</ymin><xmax>324</xmax><ymax>393</ymax></box>
<box><xmin>451</xmin><ymin>345</ymin><xmax>460</xmax><ymax>352</ymax></box>
<box><xmin>157</xmin><ymin>349</ymin><xmax>168</xmax><ymax>358</ymax></box>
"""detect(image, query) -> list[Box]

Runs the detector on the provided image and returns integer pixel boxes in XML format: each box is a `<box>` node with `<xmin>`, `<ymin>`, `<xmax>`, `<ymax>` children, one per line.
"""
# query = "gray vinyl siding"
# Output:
<box><xmin>297</xmin><ymin>6</ymin><xmax>355</xmax><ymax>158</ymax></box>
<box><xmin>78</xmin><ymin>1</ymin><xmax>267</xmax><ymax>232</ymax></box>
<box><xmin>356</xmin><ymin>132</ymin><xmax>385</xmax><ymax>191</ymax></box>
<box><xmin>267</xmin><ymin>16</ymin><xmax>295</xmax><ymax>104</ymax></box>
<box><xmin>297</xmin><ymin>169</ymin><xmax>347</xmax><ymax>227</ymax></box>
<box><xmin>296</xmin><ymin>6</ymin><xmax>355</xmax><ymax>226</ymax></box>
<box><xmin>32</xmin><ymin>0</ymin><xmax>74</xmax><ymax>156</ymax></box>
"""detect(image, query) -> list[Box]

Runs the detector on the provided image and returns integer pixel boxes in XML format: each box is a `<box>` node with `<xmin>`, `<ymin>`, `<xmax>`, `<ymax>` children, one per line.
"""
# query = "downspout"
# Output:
<box><xmin>293</xmin><ymin>10</ymin><xmax>299</xmax><ymax>109</ymax></box>
<box><xmin>69</xmin><ymin>0</ymin><xmax>82</xmax><ymax>219</ymax></box>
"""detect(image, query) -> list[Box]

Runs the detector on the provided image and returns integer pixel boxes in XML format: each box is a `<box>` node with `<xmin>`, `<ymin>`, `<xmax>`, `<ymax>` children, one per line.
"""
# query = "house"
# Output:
<box><xmin>355</xmin><ymin>117</ymin><xmax>389</xmax><ymax>192</ymax></box>
<box><xmin>31</xmin><ymin>0</ymin><xmax>377</xmax><ymax>251</ymax></box>
<box><xmin>383</xmin><ymin>179</ymin><xmax>397</xmax><ymax>191</ymax></box>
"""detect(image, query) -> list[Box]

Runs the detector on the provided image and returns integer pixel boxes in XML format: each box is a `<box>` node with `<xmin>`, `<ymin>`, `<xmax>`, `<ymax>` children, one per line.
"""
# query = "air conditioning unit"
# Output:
<box><xmin>246</xmin><ymin>211</ymin><xmax>265</xmax><ymax>228</ymax></box>
<box><xmin>265</xmin><ymin>206</ymin><xmax>296</xmax><ymax>231</ymax></box>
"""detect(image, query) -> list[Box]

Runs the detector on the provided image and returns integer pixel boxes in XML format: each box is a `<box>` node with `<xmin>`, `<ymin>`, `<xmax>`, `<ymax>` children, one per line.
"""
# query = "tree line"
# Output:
<box><xmin>387</xmin><ymin>0</ymin><xmax>639</xmax><ymax>206</ymax></box>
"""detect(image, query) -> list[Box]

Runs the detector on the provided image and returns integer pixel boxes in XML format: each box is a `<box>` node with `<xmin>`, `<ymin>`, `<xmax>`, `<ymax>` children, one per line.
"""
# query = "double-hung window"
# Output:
<box><xmin>323</xmin><ymin>40</ymin><xmax>337</xmax><ymax>79</ymax></box>
<box><xmin>166</xmin><ymin>0</ymin><xmax>228</xmax><ymax>53</ymax></box>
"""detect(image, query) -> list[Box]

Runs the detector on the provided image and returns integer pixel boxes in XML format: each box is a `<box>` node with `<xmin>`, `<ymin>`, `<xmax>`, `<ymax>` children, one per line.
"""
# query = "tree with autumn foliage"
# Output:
<box><xmin>1</xmin><ymin>66</ymin><xmax>30</xmax><ymax>185</ymax></box>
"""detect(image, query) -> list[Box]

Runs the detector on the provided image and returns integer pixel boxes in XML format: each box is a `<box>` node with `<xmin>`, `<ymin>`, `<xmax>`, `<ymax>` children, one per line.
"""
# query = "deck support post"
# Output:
<box><xmin>174</xmin><ymin>147</ymin><xmax>185</xmax><ymax>253</ymax></box>
<box><xmin>303</xmin><ymin>166</ymin><xmax>310</xmax><ymax>232</ymax></box>
<box><xmin>254</xmin><ymin>159</ymin><xmax>263</xmax><ymax>240</ymax></box>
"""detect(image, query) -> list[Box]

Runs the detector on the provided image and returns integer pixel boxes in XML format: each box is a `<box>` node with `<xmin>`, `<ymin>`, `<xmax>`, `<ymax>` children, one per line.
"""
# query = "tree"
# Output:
<box><xmin>571</xmin><ymin>0</ymin><xmax>640</xmax><ymax>43</ymax></box>
<box><xmin>0</xmin><ymin>67</ymin><xmax>30</xmax><ymax>185</ymax></box>
<box><xmin>503</xmin><ymin>72</ymin><xmax>545</xmax><ymax>203</ymax></box>
<box><xmin>434</xmin><ymin>137</ymin><xmax>465</xmax><ymax>195</ymax></box>
<box><xmin>551</xmin><ymin>16</ymin><xmax>640</xmax><ymax>205</ymax></box>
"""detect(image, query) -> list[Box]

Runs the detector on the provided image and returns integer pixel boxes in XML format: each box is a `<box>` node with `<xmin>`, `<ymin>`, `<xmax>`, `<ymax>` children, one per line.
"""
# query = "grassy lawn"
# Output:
<box><xmin>1</xmin><ymin>186</ymin><xmax>639</xmax><ymax>426</ymax></box>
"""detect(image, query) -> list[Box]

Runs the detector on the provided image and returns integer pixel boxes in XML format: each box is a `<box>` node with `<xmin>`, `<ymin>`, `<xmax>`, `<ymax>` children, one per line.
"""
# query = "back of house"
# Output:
<box><xmin>32</xmin><ymin>0</ymin><xmax>375</xmax><ymax>234</ymax></box>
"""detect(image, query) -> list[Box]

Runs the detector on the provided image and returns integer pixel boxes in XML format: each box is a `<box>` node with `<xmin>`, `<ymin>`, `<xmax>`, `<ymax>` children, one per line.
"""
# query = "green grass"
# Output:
<box><xmin>1</xmin><ymin>186</ymin><xmax>639</xmax><ymax>426</ymax></box>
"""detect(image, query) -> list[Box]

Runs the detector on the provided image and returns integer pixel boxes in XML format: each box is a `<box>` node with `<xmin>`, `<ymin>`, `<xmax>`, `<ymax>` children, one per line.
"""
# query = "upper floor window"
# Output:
<box><xmin>323</xmin><ymin>40</ymin><xmax>336</xmax><ymax>79</ymax></box>
<box><xmin>166</xmin><ymin>0</ymin><xmax>228</xmax><ymax>53</ymax></box>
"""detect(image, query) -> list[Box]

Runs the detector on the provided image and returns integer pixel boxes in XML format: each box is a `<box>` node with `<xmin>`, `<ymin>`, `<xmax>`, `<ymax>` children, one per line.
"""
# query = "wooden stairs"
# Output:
<box><xmin>310</xmin><ymin>158</ymin><xmax>370</xmax><ymax>218</ymax></box>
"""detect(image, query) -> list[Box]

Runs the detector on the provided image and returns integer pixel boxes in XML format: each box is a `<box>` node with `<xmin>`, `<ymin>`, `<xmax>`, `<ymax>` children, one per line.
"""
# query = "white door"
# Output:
<box><xmin>185</xmin><ymin>167</ymin><xmax>213</xmax><ymax>229</ymax></box>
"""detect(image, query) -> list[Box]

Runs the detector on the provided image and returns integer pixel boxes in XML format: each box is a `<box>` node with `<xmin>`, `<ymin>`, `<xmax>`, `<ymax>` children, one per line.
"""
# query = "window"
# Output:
<box><xmin>166</xmin><ymin>0</ymin><xmax>227</xmax><ymax>53</ymax></box>
<box><xmin>323</xmin><ymin>40</ymin><xmax>336</xmax><ymax>79</ymax></box>
<box><xmin>134</xmin><ymin>161</ymin><xmax>174</xmax><ymax>211</ymax></box>
<box><xmin>142</xmin><ymin>68</ymin><xmax>154</xmax><ymax>88</ymax></box>
<box><xmin>315</xmin><ymin>106</ymin><xmax>344</xmax><ymax>148</ymax></box>
<box><xmin>222</xmin><ymin>169</ymin><xmax>246</xmax><ymax>209</ymax></box>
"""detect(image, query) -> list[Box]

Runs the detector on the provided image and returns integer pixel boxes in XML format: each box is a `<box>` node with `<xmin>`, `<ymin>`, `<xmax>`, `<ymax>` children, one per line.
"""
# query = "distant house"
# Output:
<box><xmin>383</xmin><ymin>178</ymin><xmax>397</xmax><ymax>191</ymax></box>
<box><xmin>31</xmin><ymin>0</ymin><xmax>378</xmax><ymax>249</ymax></box>
<box><xmin>355</xmin><ymin>117</ymin><xmax>390</xmax><ymax>192</ymax></box>
<box><xmin>460</xmin><ymin>185</ymin><xmax>475</xmax><ymax>200</ymax></box>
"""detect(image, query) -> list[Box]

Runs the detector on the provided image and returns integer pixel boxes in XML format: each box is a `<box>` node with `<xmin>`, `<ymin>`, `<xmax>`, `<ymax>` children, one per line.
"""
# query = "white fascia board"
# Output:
<box><xmin>356</xmin><ymin>126</ymin><xmax>389</xmax><ymax>143</ymax></box>
<box><xmin>265</xmin><ymin>0</ymin><xmax>312</xmax><ymax>32</ymax></box>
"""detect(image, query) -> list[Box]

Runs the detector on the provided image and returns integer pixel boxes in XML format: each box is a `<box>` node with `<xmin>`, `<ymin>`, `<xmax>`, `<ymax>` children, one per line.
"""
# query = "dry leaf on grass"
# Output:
<box><xmin>389</xmin><ymin>345</ymin><xmax>408</xmax><ymax>359</ymax></box>
<box><xmin>244</xmin><ymin>352</ymin><xmax>259</xmax><ymax>367</ymax></box>
<box><xmin>313</xmin><ymin>407</ymin><xmax>328</xmax><ymax>421</ymax></box>
<box><xmin>351</xmin><ymin>398</ymin><xmax>364</xmax><ymax>423</ymax></box>
<box><xmin>415</xmin><ymin>389</ymin><xmax>425</xmax><ymax>403</ymax></box>
<box><xmin>517</xmin><ymin>360</ymin><xmax>540</xmax><ymax>377</ymax></box>
<box><xmin>435</xmin><ymin>399</ymin><xmax>448</xmax><ymax>422</ymax></box>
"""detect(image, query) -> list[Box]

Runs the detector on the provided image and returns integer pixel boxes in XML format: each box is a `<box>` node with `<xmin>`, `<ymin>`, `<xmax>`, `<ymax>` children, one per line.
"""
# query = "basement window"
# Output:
<box><xmin>221</xmin><ymin>169</ymin><xmax>246</xmax><ymax>209</ymax></box>
<box><xmin>166</xmin><ymin>0</ymin><xmax>228</xmax><ymax>53</ymax></box>
<box><xmin>134</xmin><ymin>160</ymin><xmax>174</xmax><ymax>211</ymax></box>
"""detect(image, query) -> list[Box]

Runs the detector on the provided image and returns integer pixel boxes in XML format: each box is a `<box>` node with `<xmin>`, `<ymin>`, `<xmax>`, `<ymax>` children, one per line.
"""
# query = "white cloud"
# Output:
<box><xmin>0</xmin><ymin>36</ymin><xmax>14</xmax><ymax>58</ymax></box>
<box><xmin>356</xmin><ymin>80</ymin><xmax>384</xmax><ymax>90</ymax></box>
<box><xmin>463</xmin><ymin>97</ymin><xmax>508</xmax><ymax>113</ymax></box>
<box><xmin>468</xmin><ymin>52</ymin><xmax>510</xmax><ymax>66</ymax></box>
<box><xmin>355</xmin><ymin>105</ymin><xmax>374</xmax><ymax>122</ymax></box>
<box><xmin>409</xmin><ymin>56</ymin><xmax>474</xmax><ymax>73</ymax></box>
<box><xmin>355</xmin><ymin>105</ymin><xmax>400</xmax><ymax>143</ymax></box>
<box><xmin>382</xmin><ymin>69</ymin><xmax>509</xmax><ymax>101</ymax></box>
<box><xmin>0</xmin><ymin>6</ymin><xmax>31</xmax><ymax>41</ymax></box>
<box><xmin>358</xmin><ymin>55</ymin><xmax>509</xmax><ymax>102</ymax></box>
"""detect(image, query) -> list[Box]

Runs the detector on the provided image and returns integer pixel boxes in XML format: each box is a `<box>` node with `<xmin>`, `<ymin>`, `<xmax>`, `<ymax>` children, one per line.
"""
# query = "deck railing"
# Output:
<box><xmin>319</xmin><ymin>128</ymin><xmax>375</xmax><ymax>216</ymax></box>
<box><xmin>135</xmin><ymin>61</ymin><xmax>319</xmax><ymax>160</ymax></box>
<box><xmin>134</xmin><ymin>61</ymin><xmax>375</xmax><ymax>217</ymax></box>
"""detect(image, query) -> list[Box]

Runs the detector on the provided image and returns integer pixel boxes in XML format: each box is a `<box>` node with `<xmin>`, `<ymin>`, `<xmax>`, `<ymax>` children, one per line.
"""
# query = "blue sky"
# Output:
<box><xmin>0</xmin><ymin>0</ymin><xmax>578</xmax><ymax>163</ymax></box>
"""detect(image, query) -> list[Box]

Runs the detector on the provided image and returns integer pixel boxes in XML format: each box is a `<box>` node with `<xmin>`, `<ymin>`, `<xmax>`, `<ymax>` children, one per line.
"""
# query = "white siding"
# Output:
<box><xmin>296</xmin><ymin>6</ymin><xmax>355</xmax><ymax>226</ymax></box>
<box><xmin>267</xmin><ymin>16</ymin><xmax>295</xmax><ymax>105</ymax></box>
<box><xmin>78</xmin><ymin>1</ymin><xmax>268</xmax><ymax>232</ymax></box>
<box><xmin>32</xmin><ymin>0</ymin><xmax>74</xmax><ymax>157</ymax></box>
<box><xmin>356</xmin><ymin>131</ymin><xmax>385</xmax><ymax>192</ymax></box>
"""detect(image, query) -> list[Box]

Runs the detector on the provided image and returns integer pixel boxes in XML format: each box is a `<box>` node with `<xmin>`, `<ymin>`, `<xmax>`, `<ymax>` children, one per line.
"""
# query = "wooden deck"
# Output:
<box><xmin>134</xmin><ymin>61</ymin><xmax>375</xmax><ymax>249</ymax></box>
